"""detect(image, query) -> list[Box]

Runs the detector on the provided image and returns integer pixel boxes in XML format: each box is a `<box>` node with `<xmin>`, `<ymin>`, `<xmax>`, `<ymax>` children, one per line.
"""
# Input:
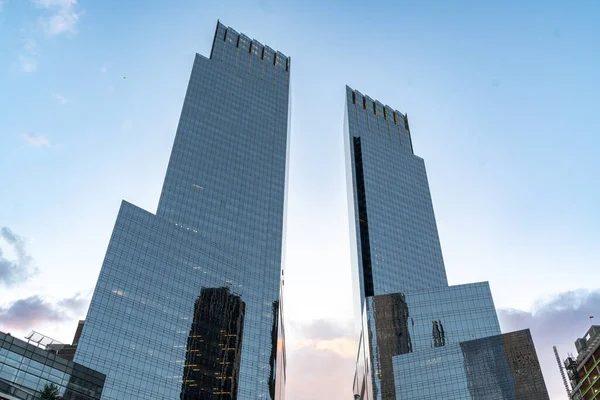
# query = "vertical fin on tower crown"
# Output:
<box><xmin>209</xmin><ymin>21</ymin><xmax>291</xmax><ymax>75</ymax></box>
<box><xmin>347</xmin><ymin>86</ymin><xmax>414</xmax><ymax>154</ymax></box>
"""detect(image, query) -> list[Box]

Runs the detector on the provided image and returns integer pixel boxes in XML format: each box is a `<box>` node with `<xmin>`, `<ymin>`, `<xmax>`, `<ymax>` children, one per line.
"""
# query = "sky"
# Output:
<box><xmin>0</xmin><ymin>0</ymin><xmax>599</xmax><ymax>399</ymax></box>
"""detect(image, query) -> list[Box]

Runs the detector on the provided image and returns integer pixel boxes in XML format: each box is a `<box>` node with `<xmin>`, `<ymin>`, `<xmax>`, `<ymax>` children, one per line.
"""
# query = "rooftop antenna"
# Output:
<box><xmin>554</xmin><ymin>345</ymin><xmax>571</xmax><ymax>398</ymax></box>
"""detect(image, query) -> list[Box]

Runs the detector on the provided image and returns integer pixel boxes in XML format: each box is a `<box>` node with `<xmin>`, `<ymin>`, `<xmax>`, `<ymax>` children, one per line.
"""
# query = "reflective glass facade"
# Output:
<box><xmin>354</xmin><ymin>284</ymin><xmax>501</xmax><ymax>400</ymax></box>
<box><xmin>74</xmin><ymin>22</ymin><xmax>289</xmax><ymax>400</ymax></box>
<box><xmin>344</xmin><ymin>88</ymin><xmax>447</xmax><ymax>330</ymax></box>
<box><xmin>344</xmin><ymin>87</ymin><xmax>549</xmax><ymax>399</ymax></box>
<box><xmin>0</xmin><ymin>331</ymin><xmax>105</xmax><ymax>400</ymax></box>
<box><xmin>392</xmin><ymin>329</ymin><xmax>549</xmax><ymax>399</ymax></box>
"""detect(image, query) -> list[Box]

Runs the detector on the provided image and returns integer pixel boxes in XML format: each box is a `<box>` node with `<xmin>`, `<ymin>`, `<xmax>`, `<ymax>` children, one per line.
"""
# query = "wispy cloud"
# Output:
<box><xmin>54</xmin><ymin>93</ymin><xmax>69</xmax><ymax>104</ymax></box>
<box><xmin>16</xmin><ymin>1</ymin><xmax>81</xmax><ymax>72</ymax></box>
<box><xmin>0</xmin><ymin>227</ymin><xmax>35</xmax><ymax>287</ymax></box>
<box><xmin>0</xmin><ymin>0</ymin><xmax>5</xmax><ymax>12</ymax></box>
<box><xmin>18</xmin><ymin>39</ymin><xmax>39</xmax><ymax>73</ymax></box>
<box><xmin>0</xmin><ymin>293</ymin><xmax>89</xmax><ymax>331</ymax></box>
<box><xmin>499</xmin><ymin>289</ymin><xmax>600</xmax><ymax>399</ymax></box>
<box><xmin>287</xmin><ymin>320</ymin><xmax>355</xmax><ymax>400</ymax></box>
<box><xmin>21</xmin><ymin>132</ymin><xmax>57</xmax><ymax>149</ymax></box>
<box><xmin>31</xmin><ymin>0</ymin><xmax>82</xmax><ymax>37</ymax></box>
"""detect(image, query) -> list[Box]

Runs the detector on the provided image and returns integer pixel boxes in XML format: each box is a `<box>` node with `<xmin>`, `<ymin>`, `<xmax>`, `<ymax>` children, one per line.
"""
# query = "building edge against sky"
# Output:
<box><xmin>343</xmin><ymin>86</ymin><xmax>550</xmax><ymax>399</ymax></box>
<box><xmin>72</xmin><ymin>21</ymin><xmax>290</xmax><ymax>399</ymax></box>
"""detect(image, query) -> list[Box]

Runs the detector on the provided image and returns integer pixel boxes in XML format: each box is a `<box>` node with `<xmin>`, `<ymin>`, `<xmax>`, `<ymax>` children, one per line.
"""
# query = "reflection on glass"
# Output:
<box><xmin>180</xmin><ymin>287</ymin><xmax>245</xmax><ymax>400</ymax></box>
<box><xmin>432</xmin><ymin>320</ymin><xmax>445</xmax><ymax>348</ymax></box>
<box><xmin>461</xmin><ymin>335</ymin><xmax>515</xmax><ymax>399</ymax></box>
<box><xmin>372</xmin><ymin>293</ymin><xmax>412</xmax><ymax>399</ymax></box>
<box><xmin>460</xmin><ymin>330</ymin><xmax>550</xmax><ymax>400</ymax></box>
<box><xmin>268</xmin><ymin>301</ymin><xmax>279</xmax><ymax>400</ymax></box>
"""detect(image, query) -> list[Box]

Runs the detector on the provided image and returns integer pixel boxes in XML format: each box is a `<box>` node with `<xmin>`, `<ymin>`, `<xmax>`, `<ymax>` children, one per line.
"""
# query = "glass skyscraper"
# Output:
<box><xmin>344</xmin><ymin>87</ymin><xmax>549</xmax><ymax>399</ymax></box>
<box><xmin>74</xmin><ymin>21</ymin><xmax>290</xmax><ymax>400</ymax></box>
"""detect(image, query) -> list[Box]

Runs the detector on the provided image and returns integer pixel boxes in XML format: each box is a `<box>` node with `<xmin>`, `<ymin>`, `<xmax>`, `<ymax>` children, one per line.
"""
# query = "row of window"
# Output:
<box><xmin>221</xmin><ymin>28</ymin><xmax>290</xmax><ymax>72</ymax></box>
<box><xmin>351</xmin><ymin>91</ymin><xmax>410</xmax><ymax>130</ymax></box>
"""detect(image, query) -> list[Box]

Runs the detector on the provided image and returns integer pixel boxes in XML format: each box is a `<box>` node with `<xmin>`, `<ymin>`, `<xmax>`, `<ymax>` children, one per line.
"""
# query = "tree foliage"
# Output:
<box><xmin>39</xmin><ymin>383</ymin><xmax>61</xmax><ymax>400</ymax></box>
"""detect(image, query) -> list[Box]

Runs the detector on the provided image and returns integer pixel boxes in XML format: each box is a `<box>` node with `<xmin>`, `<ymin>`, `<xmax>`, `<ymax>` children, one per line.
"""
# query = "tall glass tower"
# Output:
<box><xmin>74</xmin><ymin>22</ymin><xmax>290</xmax><ymax>400</ymax></box>
<box><xmin>344</xmin><ymin>87</ymin><xmax>549</xmax><ymax>399</ymax></box>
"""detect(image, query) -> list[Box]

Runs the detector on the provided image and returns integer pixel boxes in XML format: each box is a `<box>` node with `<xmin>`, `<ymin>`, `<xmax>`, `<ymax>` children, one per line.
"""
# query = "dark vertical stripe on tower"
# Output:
<box><xmin>404</xmin><ymin>113</ymin><xmax>414</xmax><ymax>154</ymax></box>
<box><xmin>353</xmin><ymin>137</ymin><xmax>374</xmax><ymax>297</ymax></box>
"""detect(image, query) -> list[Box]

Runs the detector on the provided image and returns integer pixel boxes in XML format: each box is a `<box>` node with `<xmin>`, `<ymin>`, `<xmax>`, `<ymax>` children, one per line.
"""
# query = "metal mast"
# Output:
<box><xmin>554</xmin><ymin>345</ymin><xmax>571</xmax><ymax>398</ymax></box>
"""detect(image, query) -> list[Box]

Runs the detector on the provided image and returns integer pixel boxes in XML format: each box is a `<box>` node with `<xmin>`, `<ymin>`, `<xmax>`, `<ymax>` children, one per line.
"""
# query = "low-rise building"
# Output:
<box><xmin>565</xmin><ymin>325</ymin><xmax>600</xmax><ymax>399</ymax></box>
<box><xmin>0</xmin><ymin>331</ymin><xmax>105</xmax><ymax>400</ymax></box>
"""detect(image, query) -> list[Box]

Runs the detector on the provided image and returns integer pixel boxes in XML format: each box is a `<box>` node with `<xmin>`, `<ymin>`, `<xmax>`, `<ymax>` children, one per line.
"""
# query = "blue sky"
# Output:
<box><xmin>1</xmin><ymin>1</ymin><xmax>599</xmax><ymax>399</ymax></box>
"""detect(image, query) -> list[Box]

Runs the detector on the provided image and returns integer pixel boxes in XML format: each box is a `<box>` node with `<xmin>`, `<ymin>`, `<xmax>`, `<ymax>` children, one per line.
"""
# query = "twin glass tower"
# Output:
<box><xmin>344</xmin><ymin>89</ymin><xmax>549</xmax><ymax>399</ymax></box>
<box><xmin>72</xmin><ymin>21</ymin><xmax>549</xmax><ymax>399</ymax></box>
<box><xmin>74</xmin><ymin>22</ymin><xmax>289</xmax><ymax>399</ymax></box>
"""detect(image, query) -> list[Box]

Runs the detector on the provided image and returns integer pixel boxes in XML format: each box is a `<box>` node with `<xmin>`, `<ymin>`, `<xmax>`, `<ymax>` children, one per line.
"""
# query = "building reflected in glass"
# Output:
<box><xmin>180</xmin><ymin>287</ymin><xmax>245</xmax><ymax>399</ymax></box>
<box><xmin>74</xmin><ymin>21</ymin><xmax>290</xmax><ymax>400</ymax></box>
<box><xmin>344</xmin><ymin>87</ymin><xmax>550</xmax><ymax>399</ymax></box>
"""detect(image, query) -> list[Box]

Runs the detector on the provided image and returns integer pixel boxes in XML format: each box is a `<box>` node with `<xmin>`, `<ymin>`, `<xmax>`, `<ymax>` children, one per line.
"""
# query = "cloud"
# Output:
<box><xmin>0</xmin><ymin>0</ymin><xmax>4</xmax><ymax>12</ymax></box>
<box><xmin>0</xmin><ymin>227</ymin><xmax>35</xmax><ymax>287</ymax></box>
<box><xmin>21</xmin><ymin>132</ymin><xmax>57</xmax><ymax>149</ymax></box>
<box><xmin>499</xmin><ymin>289</ymin><xmax>600</xmax><ymax>399</ymax></box>
<box><xmin>17</xmin><ymin>1</ymin><xmax>81</xmax><ymax>72</ymax></box>
<box><xmin>287</xmin><ymin>320</ymin><xmax>355</xmax><ymax>400</ymax></box>
<box><xmin>31</xmin><ymin>0</ymin><xmax>82</xmax><ymax>37</ymax></box>
<box><xmin>293</xmin><ymin>319</ymin><xmax>353</xmax><ymax>341</ymax></box>
<box><xmin>54</xmin><ymin>93</ymin><xmax>69</xmax><ymax>104</ymax></box>
<box><xmin>57</xmin><ymin>292</ymin><xmax>89</xmax><ymax>312</ymax></box>
<box><xmin>285</xmin><ymin>293</ymin><xmax>600</xmax><ymax>400</ymax></box>
<box><xmin>18</xmin><ymin>39</ymin><xmax>39</xmax><ymax>73</ymax></box>
<box><xmin>0</xmin><ymin>293</ymin><xmax>89</xmax><ymax>331</ymax></box>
